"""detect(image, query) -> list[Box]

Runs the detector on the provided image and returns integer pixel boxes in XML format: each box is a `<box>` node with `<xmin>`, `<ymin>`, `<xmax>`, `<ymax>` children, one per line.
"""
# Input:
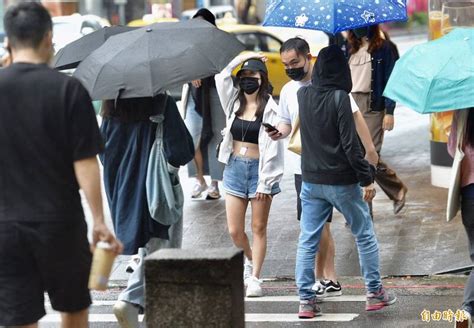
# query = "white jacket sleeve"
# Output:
<box><xmin>257</xmin><ymin>99</ymin><xmax>285</xmax><ymax>194</ymax></box>
<box><xmin>214</xmin><ymin>56</ymin><xmax>241</xmax><ymax>117</ymax></box>
<box><xmin>215</xmin><ymin>53</ymin><xmax>266</xmax><ymax>117</ymax></box>
<box><xmin>257</xmin><ymin>138</ymin><xmax>284</xmax><ymax>194</ymax></box>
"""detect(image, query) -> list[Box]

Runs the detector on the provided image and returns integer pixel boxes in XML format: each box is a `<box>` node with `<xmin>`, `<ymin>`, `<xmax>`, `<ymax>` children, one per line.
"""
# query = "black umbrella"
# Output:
<box><xmin>52</xmin><ymin>26</ymin><xmax>137</xmax><ymax>70</ymax></box>
<box><xmin>74</xmin><ymin>19</ymin><xmax>245</xmax><ymax>100</ymax></box>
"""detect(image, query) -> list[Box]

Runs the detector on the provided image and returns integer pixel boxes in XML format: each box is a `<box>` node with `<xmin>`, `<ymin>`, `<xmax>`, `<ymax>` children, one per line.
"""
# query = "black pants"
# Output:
<box><xmin>462</xmin><ymin>195</ymin><xmax>474</xmax><ymax>313</ymax></box>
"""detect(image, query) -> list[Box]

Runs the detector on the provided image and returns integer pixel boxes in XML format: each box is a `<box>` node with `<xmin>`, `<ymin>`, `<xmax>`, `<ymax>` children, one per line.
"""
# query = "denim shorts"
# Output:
<box><xmin>223</xmin><ymin>155</ymin><xmax>280</xmax><ymax>199</ymax></box>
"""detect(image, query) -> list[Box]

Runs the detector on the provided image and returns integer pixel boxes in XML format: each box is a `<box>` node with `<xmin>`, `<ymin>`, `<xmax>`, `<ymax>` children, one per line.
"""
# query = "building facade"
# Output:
<box><xmin>1</xmin><ymin>0</ymin><xmax>239</xmax><ymax>30</ymax></box>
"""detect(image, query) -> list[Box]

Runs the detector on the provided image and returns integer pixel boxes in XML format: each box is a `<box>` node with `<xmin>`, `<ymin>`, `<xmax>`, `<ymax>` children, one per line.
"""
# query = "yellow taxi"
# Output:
<box><xmin>126</xmin><ymin>19</ymin><xmax>323</xmax><ymax>97</ymax></box>
<box><xmin>218</xmin><ymin>24</ymin><xmax>324</xmax><ymax>96</ymax></box>
<box><xmin>127</xmin><ymin>16</ymin><xmax>179</xmax><ymax>27</ymax></box>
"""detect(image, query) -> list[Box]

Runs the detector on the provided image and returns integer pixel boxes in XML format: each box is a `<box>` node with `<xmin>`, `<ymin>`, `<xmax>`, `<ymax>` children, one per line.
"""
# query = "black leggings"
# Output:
<box><xmin>461</xmin><ymin>184</ymin><xmax>474</xmax><ymax>313</ymax></box>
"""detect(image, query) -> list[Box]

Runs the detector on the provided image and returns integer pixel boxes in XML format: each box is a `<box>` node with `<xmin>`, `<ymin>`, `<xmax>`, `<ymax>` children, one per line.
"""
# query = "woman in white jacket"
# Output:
<box><xmin>215</xmin><ymin>53</ymin><xmax>284</xmax><ymax>297</ymax></box>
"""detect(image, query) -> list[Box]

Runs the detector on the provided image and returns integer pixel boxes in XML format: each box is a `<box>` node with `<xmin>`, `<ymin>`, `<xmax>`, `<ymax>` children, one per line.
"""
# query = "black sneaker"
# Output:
<box><xmin>316</xmin><ymin>280</ymin><xmax>342</xmax><ymax>298</ymax></box>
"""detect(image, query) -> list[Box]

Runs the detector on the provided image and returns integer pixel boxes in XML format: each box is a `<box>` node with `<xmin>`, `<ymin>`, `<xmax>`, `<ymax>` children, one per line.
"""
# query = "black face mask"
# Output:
<box><xmin>285</xmin><ymin>63</ymin><xmax>308</xmax><ymax>81</ymax></box>
<box><xmin>239</xmin><ymin>77</ymin><xmax>260</xmax><ymax>94</ymax></box>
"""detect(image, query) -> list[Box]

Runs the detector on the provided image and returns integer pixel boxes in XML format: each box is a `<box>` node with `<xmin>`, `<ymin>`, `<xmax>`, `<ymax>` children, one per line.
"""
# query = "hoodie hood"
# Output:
<box><xmin>193</xmin><ymin>8</ymin><xmax>216</xmax><ymax>26</ymax></box>
<box><xmin>312</xmin><ymin>45</ymin><xmax>352</xmax><ymax>93</ymax></box>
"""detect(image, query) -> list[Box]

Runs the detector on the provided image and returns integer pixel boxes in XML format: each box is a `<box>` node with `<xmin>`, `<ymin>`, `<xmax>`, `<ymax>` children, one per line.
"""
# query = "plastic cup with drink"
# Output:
<box><xmin>88</xmin><ymin>241</ymin><xmax>117</xmax><ymax>291</ymax></box>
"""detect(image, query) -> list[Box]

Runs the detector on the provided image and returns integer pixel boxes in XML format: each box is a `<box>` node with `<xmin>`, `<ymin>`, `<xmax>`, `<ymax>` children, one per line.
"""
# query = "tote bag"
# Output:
<box><xmin>146</xmin><ymin>114</ymin><xmax>184</xmax><ymax>226</ymax></box>
<box><xmin>288</xmin><ymin>90</ymin><xmax>344</xmax><ymax>156</ymax></box>
<box><xmin>446</xmin><ymin>110</ymin><xmax>468</xmax><ymax>222</ymax></box>
<box><xmin>288</xmin><ymin>115</ymin><xmax>301</xmax><ymax>155</ymax></box>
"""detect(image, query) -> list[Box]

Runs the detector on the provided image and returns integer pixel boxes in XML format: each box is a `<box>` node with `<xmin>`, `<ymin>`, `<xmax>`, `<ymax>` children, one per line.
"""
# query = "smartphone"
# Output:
<box><xmin>262</xmin><ymin>122</ymin><xmax>279</xmax><ymax>133</ymax></box>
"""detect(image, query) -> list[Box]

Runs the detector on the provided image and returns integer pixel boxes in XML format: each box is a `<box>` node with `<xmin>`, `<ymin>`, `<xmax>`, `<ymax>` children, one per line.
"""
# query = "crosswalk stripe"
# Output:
<box><xmin>41</xmin><ymin>295</ymin><xmax>364</xmax><ymax>324</ymax></box>
<box><xmin>44</xmin><ymin>295</ymin><xmax>366</xmax><ymax>308</ymax></box>
<box><xmin>246</xmin><ymin>313</ymin><xmax>359</xmax><ymax>322</ymax></box>
<box><xmin>39</xmin><ymin>313</ymin><xmax>359</xmax><ymax>323</ymax></box>
<box><xmin>245</xmin><ymin>295</ymin><xmax>366</xmax><ymax>302</ymax></box>
<box><xmin>40</xmin><ymin>314</ymin><xmax>144</xmax><ymax>323</ymax></box>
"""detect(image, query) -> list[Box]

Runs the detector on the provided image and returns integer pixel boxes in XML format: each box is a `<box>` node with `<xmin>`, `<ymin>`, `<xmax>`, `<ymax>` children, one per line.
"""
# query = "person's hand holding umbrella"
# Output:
<box><xmin>191</xmin><ymin>80</ymin><xmax>202</xmax><ymax>88</ymax></box>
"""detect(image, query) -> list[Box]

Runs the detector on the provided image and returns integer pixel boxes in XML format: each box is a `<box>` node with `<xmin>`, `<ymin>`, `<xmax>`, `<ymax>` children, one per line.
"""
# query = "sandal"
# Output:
<box><xmin>206</xmin><ymin>184</ymin><xmax>221</xmax><ymax>200</ymax></box>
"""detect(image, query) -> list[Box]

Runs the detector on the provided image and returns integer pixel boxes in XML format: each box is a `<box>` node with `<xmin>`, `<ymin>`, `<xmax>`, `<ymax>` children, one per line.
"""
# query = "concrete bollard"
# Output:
<box><xmin>145</xmin><ymin>248</ymin><xmax>244</xmax><ymax>328</ymax></box>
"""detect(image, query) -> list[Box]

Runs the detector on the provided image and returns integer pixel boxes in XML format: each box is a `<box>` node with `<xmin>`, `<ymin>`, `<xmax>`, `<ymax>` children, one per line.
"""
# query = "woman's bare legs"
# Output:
<box><xmin>194</xmin><ymin>142</ymin><xmax>206</xmax><ymax>186</ymax></box>
<box><xmin>249</xmin><ymin>197</ymin><xmax>272</xmax><ymax>278</ymax></box>
<box><xmin>226</xmin><ymin>194</ymin><xmax>252</xmax><ymax>260</ymax></box>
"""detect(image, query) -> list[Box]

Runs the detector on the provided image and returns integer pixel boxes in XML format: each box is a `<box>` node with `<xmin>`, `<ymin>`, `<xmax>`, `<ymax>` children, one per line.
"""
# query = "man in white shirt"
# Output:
<box><xmin>268</xmin><ymin>37</ymin><xmax>378</xmax><ymax>298</ymax></box>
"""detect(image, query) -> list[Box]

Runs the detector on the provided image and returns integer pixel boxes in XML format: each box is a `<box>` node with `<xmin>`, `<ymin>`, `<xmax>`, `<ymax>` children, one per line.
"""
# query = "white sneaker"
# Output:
<box><xmin>312</xmin><ymin>280</ymin><xmax>325</xmax><ymax>292</ymax></box>
<box><xmin>125</xmin><ymin>254</ymin><xmax>141</xmax><ymax>273</ymax></box>
<box><xmin>113</xmin><ymin>300</ymin><xmax>139</xmax><ymax>328</ymax></box>
<box><xmin>243</xmin><ymin>258</ymin><xmax>253</xmax><ymax>286</ymax></box>
<box><xmin>246</xmin><ymin>276</ymin><xmax>263</xmax><ymax>297</ymax></box>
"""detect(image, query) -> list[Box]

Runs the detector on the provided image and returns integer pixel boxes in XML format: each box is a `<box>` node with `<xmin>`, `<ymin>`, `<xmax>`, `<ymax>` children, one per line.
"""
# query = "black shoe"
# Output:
<box><xmin>393</xmin><ymin>187</ymin><xmax>408</xmax><ymax>215</ymax></box>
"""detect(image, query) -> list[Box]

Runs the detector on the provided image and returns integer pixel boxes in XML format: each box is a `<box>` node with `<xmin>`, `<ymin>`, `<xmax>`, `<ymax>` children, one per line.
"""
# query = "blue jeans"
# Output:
<box><xmin>296</xmin><ymin>182</ymin><xmax>382</xmax><ymax>300</ymax></box>
<box><xmin>118</xmin><ymin>216</ymin><xmax>183</xmax><ymax>308</ymax></box>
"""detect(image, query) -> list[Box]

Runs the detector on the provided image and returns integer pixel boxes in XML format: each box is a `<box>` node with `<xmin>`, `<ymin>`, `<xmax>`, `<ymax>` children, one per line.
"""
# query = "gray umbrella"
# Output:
<box><xmin>52</xmin><ymin>26</ymin><xmax>137</xmax><ymax>70</ymax></box>
<box><xmin>74</xmin><ymin>19</ymin><xmax>245</xmax><ymax>100</ymax></box>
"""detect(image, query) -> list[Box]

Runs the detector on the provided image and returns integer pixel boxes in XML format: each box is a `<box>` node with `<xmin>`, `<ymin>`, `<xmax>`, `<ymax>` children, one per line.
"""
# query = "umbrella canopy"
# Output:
<box><xmin>263</xmin><ymin>0</ymin><xmax>408</xmax><ymax>34</ymax></box>
<box><xmin>52</xmin><ymin>26</ymin><xmax>137</xmax><ymax>70</ymax></box>
<box><xmin>384</xmin><ymin>28</ymin><xmax>474</xmax><ymax>114</ymax></box>
<box><xmin>74</xmin><ymin>19</ymin><xmax>245</xmax><ymax>100</ymax></box>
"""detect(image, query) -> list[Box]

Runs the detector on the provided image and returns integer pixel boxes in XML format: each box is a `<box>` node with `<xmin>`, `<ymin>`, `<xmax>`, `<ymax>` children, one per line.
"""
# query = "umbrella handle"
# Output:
<box><xmin>114</xmin><ymin>88</ymin><xmax>125</xmax><ymax>108</ymax></box>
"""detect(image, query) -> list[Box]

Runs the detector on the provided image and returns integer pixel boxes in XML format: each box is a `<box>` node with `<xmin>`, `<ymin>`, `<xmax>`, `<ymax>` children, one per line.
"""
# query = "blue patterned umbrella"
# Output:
<box><xmin>263</xmin><ymin>0</ymin><xmax>408</xmax><ymax>34</ymax></box>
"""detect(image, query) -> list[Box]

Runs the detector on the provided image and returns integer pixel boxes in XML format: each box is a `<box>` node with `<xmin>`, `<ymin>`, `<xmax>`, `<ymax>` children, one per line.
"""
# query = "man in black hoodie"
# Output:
<box><xmin>295</xmin><ymin>45</ymin><xmax>396</xmax><ymax>318</ymax></box>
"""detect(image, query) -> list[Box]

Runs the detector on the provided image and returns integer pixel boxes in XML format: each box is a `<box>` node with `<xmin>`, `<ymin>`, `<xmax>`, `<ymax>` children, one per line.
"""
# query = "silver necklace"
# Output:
<box><xmin>239</xmin><ymin>117</ymin><xmax>255</xmax><ymax>156</ymax></box>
